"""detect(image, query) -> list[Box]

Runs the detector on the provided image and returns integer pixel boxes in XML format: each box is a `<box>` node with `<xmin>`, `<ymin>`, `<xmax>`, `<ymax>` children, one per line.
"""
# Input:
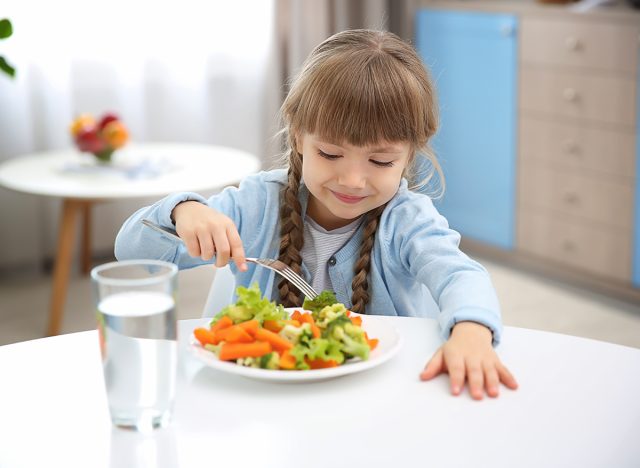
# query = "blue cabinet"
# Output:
<box><xmin>415</xmin><ymin>10</ymin><xmax>518</xmax><ymax>250</ymax></box>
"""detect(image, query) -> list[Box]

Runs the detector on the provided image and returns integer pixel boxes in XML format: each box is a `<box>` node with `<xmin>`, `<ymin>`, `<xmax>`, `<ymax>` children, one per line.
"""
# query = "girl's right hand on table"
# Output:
<box><xmin>171</xmin><ymin>201</ymin><xmax>248</xmax><ymax>271</ymax></box>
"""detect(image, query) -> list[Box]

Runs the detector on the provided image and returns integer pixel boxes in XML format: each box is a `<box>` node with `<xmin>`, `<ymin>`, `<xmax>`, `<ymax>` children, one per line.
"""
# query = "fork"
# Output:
<box><xmin>141</xmin><ymin>219</ymin><xmax>319</xmax><ymax>299</ymax></box>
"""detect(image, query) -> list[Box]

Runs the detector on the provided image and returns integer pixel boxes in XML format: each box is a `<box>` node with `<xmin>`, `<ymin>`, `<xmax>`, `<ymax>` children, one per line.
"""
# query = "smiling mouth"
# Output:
<box><xmin>331</xmin><ymin>190</ymin><xmax>366</xmax><ymax>204</ymax></box>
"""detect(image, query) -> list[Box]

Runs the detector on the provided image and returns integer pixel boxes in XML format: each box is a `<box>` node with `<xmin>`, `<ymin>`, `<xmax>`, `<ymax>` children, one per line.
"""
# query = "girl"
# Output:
<box><xmin>116</xmin><ymin>29</ymin><xmax>517</xmax><ymax>399</ymax></box>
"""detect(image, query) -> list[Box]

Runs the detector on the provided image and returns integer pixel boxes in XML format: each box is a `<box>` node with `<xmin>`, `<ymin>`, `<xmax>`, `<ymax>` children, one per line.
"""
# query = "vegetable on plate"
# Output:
<box><xmin>193</xmin><ymin>284</ymin><xmax>378</xmax><ymax>370</ymax></box>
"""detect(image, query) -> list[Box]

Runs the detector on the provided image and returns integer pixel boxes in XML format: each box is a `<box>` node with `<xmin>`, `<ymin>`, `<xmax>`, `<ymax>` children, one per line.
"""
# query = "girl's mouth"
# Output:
<box><xmin>331</xmin><ymin>190</ymin><xmax>366</xmax><ymax>204</ymax></box>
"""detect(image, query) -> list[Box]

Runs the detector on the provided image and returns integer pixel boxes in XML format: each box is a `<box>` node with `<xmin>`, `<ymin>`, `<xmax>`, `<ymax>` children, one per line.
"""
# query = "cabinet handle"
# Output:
<box><xmin>563</xmin><ymin>88</ymin><xmax>579</xmax><ymax>102</ymax></box>
<box><xmin>561</xmin><ymin>239</ymin><xmax>576</xmax><ymax>253</ymax></box>
<box><xmin>564</xmin><ymin>36</ymin><xmax>580</xmax><ymax>51</ymax></box>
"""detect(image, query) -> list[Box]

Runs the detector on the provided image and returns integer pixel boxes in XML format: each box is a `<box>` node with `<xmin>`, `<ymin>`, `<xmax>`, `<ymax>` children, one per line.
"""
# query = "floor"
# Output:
<box><xmin>1</xmin><ymin>257</ymin><xmax>640</xmax><ymax>348</ymax></box>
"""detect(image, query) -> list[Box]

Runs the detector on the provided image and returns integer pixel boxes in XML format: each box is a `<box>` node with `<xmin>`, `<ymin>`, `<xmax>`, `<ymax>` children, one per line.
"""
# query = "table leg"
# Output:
<box><xmin>81</xmin><ymin>201</ymin><xmax>93</xmax><ymax>275</ymax></box>
<box><xmin>47</xmin><ymin>199</ymin><xmax>83</xmax><ymax>336</ymax></box>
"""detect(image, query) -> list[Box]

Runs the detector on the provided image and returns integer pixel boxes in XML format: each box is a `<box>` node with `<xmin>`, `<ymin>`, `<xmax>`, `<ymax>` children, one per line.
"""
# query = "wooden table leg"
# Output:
<box><xmin>47</xmin><ymin>199</ymin><xmax>83</xmax><ymax>336</ymax></box>
<box><xmin>81</xmin><ymin>201</ymin><xmax>93</xmax><ymax>275</ymax></box>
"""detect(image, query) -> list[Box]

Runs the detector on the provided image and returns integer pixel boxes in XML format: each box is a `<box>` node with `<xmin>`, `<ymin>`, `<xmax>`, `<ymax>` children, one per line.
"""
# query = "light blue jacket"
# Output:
<box><xmin>115</xmin><ymin>169</ymin><xmax>503</xmax><ymax>344</ymax></box>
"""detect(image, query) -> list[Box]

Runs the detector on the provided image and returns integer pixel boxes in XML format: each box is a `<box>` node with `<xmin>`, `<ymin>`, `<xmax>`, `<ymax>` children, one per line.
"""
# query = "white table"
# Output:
<box><xmin>0</xmin><ymin>144</ymin><xmax>260</xmax><ymax>335</ymax></box>
<box><xmin>1</xmin><ymin>318</ymin><xmax>639</xmax><ymax>468</ymax></box>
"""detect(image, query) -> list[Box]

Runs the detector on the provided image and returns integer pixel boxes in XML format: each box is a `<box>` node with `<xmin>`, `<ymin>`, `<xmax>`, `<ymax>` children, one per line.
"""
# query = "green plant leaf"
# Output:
<box><xmin>0</xmin><ymin>57</ymin><xmax>15</xmax><ymax>77</ymax></box>
<box><xmin>0</xmin><ymin>19</ymin><xmax>12</xmax><ymax>39</ymax></box>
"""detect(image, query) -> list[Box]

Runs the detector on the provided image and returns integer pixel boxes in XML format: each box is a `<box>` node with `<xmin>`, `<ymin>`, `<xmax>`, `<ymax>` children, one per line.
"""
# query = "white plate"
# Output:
<box><xmin>187</xmin><ymin>310</ymin><xmax>402</xmax><ymax>382</ymax></box>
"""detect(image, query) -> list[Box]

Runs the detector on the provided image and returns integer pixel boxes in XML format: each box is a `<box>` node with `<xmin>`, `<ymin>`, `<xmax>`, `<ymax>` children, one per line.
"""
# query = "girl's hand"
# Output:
<box><xmin>419</xmin><ymin>321</ymin><xmax>518</xmax><ymax>400</ymax></box>
<box><xmin>172</xmin><ymin>201</ymin><xmax>248</xmax><ymax>272</ymax></box>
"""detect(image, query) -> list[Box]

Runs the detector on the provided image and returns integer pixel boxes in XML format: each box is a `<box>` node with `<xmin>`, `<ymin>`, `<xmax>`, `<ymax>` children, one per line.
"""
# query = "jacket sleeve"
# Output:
<box><xmin>382</xmin><ymin>195</ymin><xmax>503</xmax><ymax>345</ymax></box>
<box><xmin>114</xmin><ymin>171</ymin><xmax>275</xmax><ymax>270</ymax></box>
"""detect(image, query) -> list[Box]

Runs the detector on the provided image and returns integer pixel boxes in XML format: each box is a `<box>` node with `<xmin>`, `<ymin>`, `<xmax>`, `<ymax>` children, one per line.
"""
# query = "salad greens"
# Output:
<box><xmin>211</xmin><ymin>284</ymin><xmax>288</xmax><ymax>325</ymax></box>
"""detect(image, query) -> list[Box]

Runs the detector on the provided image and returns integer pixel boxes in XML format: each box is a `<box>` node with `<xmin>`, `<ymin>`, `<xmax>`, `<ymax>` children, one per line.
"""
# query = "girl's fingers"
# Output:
<box><xmin>420</xmin><ymin>348</ymin><xmax>444</xmax><ymax>381</ymax></box>
<box><xmin>226</xmin><ymin>226</ymin><xmax>247</xmax><ymax>272</ymax></box>
<box><xmin>211</xmin><ymin>229</ymin><xmax>231</xmax><ymax>267</ymax></box>
<box><xmin>497</xmin><ymin>362</ymin><xmax>519</xmax><ymax>390</ymax></box>
<box><xmin>484</xmin><ymin>362</ymin><xmax>500</xmax><ymax>398</ymax></box>
<box><xmin>183</xmin><ymin>233</ymin><xmax>202</xmax><ymax>259</ymax></box>
<box><xmin>466</xmin><ymin>360</ymin><xmax>484</xmax><ymax>400</ymax></box>
<box><xmin>446</xmin><ymin>355</ymin><xmax>466</xmax><ymax>396</ymax></box>
<box><xmin>197</xmin><ymin>231</ymin><xmax>216</xmax><ymax>261</ymax></box>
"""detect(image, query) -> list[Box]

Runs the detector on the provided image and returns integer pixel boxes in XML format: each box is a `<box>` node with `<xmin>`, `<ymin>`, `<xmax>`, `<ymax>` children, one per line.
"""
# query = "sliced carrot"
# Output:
<box><xmin>254</xmin><ymin>328</ymin><xmax>294</xmax><ymax>353</ymax></box>
<box><xmin>345</xmin><ymin>310</ymin><xmax>351</xmax><ymax>317</ymax></box>
<box><xmin>296</xmin><ymin>313</ymin><xmax>320</xmax><ymax>338</ymax></box>
<box><xmin>214</xmin><ymin>325</ymin><xmax>254</xmax><ymax>344</ymax></box>
<box><xmin>306</xmin><ymin>358</ymin><xmax>339</xmax><ymax>369</ymax></box>
<box><xmin>263</xmin><ymin>320</ymin><xmax>283</xmax><ymax>333</ymax></box>
<box><xmin>283</xmin><ymin>319</ymin><xmax>301</xmax><ymax>327</ymax></box>
<box><xmin>279</xmin><ymin>349</ymin><xmax>296</xmax><ymax>370</ymax></box>
<box><xmin>211</xmin><ymin>315</ymin><xmax>233</xmax><ymax>333</ymax></box>
<box><xmin>368</xmin><ymin>338</ymin><xmax>379</xmax><ymax>351</ymax></box>
<box><xmin>194</xmin><ymin>327</ymin><xmax>216</xmax><ymax>346</ymax></box>
<box><xmin>218</xmin><ymin>341</ymin><xmax>272</xmax><ymax>361</ymax></box>
<box><xmin>238</xmin><ymin>319</ymin><xmax>260</xmax><ymax>336</ymax></box>
<box><xmin>290</xmin><ymin>310</ymin><xmax>304</xmax><ymax>322</ymax></box>
<box><xmin>350</xmin><ymin>316</ymin><xmax>362</xmax><ymax>327</ymax></box>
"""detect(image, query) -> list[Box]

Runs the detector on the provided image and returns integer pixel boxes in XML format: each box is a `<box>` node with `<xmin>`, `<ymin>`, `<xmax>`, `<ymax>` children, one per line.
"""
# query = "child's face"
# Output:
<box><xmin>298</xmin><ymin>133</ymin><xmax>411</xmax><ymax>230</ymax></box>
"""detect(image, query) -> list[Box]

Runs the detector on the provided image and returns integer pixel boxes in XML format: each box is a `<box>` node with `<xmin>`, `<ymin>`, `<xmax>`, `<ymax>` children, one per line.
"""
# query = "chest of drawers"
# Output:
<box><xmin>517</xmin><ymin>14</ymin><xmax>639</xmax><ymax>286</ymax></box>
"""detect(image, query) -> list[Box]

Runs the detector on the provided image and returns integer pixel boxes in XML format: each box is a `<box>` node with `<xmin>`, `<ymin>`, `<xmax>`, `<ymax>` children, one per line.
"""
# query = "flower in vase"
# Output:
<box><xmin>69</xmin><ymin>112</ymin><xmax>129</xmax><ymax>163</ymax></box>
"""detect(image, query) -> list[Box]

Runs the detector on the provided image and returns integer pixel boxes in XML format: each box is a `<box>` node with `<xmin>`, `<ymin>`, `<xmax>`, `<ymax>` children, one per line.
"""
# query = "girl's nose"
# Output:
<box><xmin>337</xmin><ymin>168</ymin><xmax>366</xmax><ymax>189</ymax></box>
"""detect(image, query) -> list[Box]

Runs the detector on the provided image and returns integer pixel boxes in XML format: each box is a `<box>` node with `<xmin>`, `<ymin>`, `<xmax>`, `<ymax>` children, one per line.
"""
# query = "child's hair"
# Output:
<box><xmin>277</xmin><ymin>29</ymin><xmax>442</xmax><ymax>312</ymax></box>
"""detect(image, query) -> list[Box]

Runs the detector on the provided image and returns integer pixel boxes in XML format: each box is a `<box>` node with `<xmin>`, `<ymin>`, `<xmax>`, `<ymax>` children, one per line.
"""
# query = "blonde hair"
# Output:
<box><xmin>278</xmin><ymin>29</ymin><xmax>442</xmax><ymax>312</ymax></box>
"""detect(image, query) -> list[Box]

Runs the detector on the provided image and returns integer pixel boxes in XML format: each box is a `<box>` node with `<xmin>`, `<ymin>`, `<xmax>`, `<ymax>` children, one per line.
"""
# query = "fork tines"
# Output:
<box><xmin>252</xmin><ymin>258</ymin><xmax>318</xmax><ymax>299</ymax></box>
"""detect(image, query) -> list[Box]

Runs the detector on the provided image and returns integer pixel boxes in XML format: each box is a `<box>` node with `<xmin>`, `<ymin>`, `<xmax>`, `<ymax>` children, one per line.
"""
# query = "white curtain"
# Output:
<box><xmin>0</xmin><ymin>0</ymin><xmax>278</xmax><ymax>271</ymax></box>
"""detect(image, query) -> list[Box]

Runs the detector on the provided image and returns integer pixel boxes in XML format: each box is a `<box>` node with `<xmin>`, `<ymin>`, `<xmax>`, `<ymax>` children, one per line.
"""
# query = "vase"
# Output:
<box><xmin>92</xmin><ymin>148</ymin><xmax>115</xmax><ymax>164</ymax></box>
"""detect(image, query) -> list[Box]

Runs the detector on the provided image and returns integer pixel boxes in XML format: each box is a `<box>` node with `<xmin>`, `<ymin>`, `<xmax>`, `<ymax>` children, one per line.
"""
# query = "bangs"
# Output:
<box><xmin>290</xmin><ymin>52</ymin><xmax>430</xmax><ymax>149</ymax></box>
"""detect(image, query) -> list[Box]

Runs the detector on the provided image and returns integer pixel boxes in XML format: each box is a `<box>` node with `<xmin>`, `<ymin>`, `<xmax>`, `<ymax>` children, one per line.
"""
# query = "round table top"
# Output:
<box><xmin>0</xmin><ymin>143</ymin><xmax>261</xmax><ymax>200</ymax></box>
<box><xmin>1</xmin><ymin>317</ymin><xmax>639</xmax><ymax>468</ymax></box>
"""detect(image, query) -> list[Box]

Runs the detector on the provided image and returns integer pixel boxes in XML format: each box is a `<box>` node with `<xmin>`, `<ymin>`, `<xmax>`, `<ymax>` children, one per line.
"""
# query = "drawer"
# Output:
<box><xmin>519</xmin><ymin>117</ymin><xmax>636</xmax><ymax>179</ymax></box>
<box><xmin>521</xmin><ymin>17</ymin><xmax>639</xmax><ymax>74</ymax></box>
<box><xmin>520</xmin><ymin>67</ymin><xmax>636</xmax><ymax>127</ymax></box>
<box><xmin>517</xmin><ymin>208</ymin><xmax>632</xmax><ymax>283</ymax></box>
<box><xmin>518</xmin><ymin>159</ymin><xmax>634</xmax><ymax>229</ymax></box>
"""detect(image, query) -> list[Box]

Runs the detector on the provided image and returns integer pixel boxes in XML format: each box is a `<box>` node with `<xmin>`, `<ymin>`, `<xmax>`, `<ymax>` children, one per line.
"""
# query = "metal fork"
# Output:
<box><xmin>141</xmin><ymin>219</ymin><xmax>319</xmax><ymax>299</ymax></box>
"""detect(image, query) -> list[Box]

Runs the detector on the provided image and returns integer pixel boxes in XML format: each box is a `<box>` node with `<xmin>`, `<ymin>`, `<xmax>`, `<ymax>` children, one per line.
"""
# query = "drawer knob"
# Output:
<box><xmin>563</xmin><ymin>88</ymin><xmax>579</xmax><ymax>102</ymax></box>
<box><xmin>500</xmin><ymin>24</ymin><xmax>515</xmax><ymax>37</ymax></box>
<box><xmin>564</xmin><ymin>36</ymin><xmax>581</xmax><ymax>51</ymax></box>
<box><xmin>563</xmin><ymin>190</ymin><xmax>579</xmax><ymax>204</ymax></box>
<box><xmin>562</xmin><ymin>139</ymin><xmax>580</xmax><ymax>155</ymax></box>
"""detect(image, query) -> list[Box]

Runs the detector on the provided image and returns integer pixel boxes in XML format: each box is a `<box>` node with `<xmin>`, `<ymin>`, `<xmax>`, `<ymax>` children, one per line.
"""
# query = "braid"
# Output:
<box><xmin>350</xmin><ymin>204</ymin><xmax>386</xmax><ymax>314</ymax></box>
<box><xmin>278</xmin><ymin>147</ymin><xmax>305</xmax><ymax>307</ymax></box>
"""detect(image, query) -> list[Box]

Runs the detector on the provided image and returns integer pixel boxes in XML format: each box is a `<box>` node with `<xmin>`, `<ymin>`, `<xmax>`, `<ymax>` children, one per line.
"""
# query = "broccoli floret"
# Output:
<box><xmin>204</xmin><ymin>343</ymin><xmax>220</xmax><ymax>355</ymax></box>
<box><xmin>288</xmin><ymin>345</ymin><xmax>311</xmax><ymax>370</ymax></box>
<box><xmin>237</xmin><ymin>357</ymin><xmax>260</xmax><ymax>368</ymax></box>
<box><xmin>279</xmin><ymin>323</ymin><xmax>314</xmax><ymax>345</ymax></box>
<box><xmin>303</xmin><ymin>290</ymin><xmax>337</xmax><ymax>314</ymax></box>
<box><xmin>306</xmin><ymin>337</ymin><xmax>345</xmax><ymax>364</ymax></box>
<box><xmin>289</xmin><ymin>337</ymin><xmax>346</xmax><ymax>368</ymax></box>
<box><xmin>259</xmin><ymin>352</ymin><xmax>280</xmax><ymax>370</ymax></box>
<box><xmin>323</xmin><ymin>316</ymin><xmax>370</xmax><ymax>361</ymax></box>
<box><xmin>314</xmin><ymin>303</ymin><xmax>349</xmax><ymax>328</ymax></box>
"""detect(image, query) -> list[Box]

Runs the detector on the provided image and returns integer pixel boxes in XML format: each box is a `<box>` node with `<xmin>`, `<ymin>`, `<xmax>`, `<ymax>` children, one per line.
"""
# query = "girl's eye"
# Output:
<box><xmin>318</xmin><ymin>150</ymin><xmax>341</xmax><ymax>160</ymax></box>
<box><xmin>370</xmin><ymin>159</ymin><xmax>394</xmax><ymax>168</ymax></box>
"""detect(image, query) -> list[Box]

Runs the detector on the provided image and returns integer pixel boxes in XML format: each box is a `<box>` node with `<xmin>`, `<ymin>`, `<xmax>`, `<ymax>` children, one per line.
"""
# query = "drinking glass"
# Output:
<box><xmin>91</xmin><ymin>260</ymin><xmax>178</xmax><ymax>432</ymax></box>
